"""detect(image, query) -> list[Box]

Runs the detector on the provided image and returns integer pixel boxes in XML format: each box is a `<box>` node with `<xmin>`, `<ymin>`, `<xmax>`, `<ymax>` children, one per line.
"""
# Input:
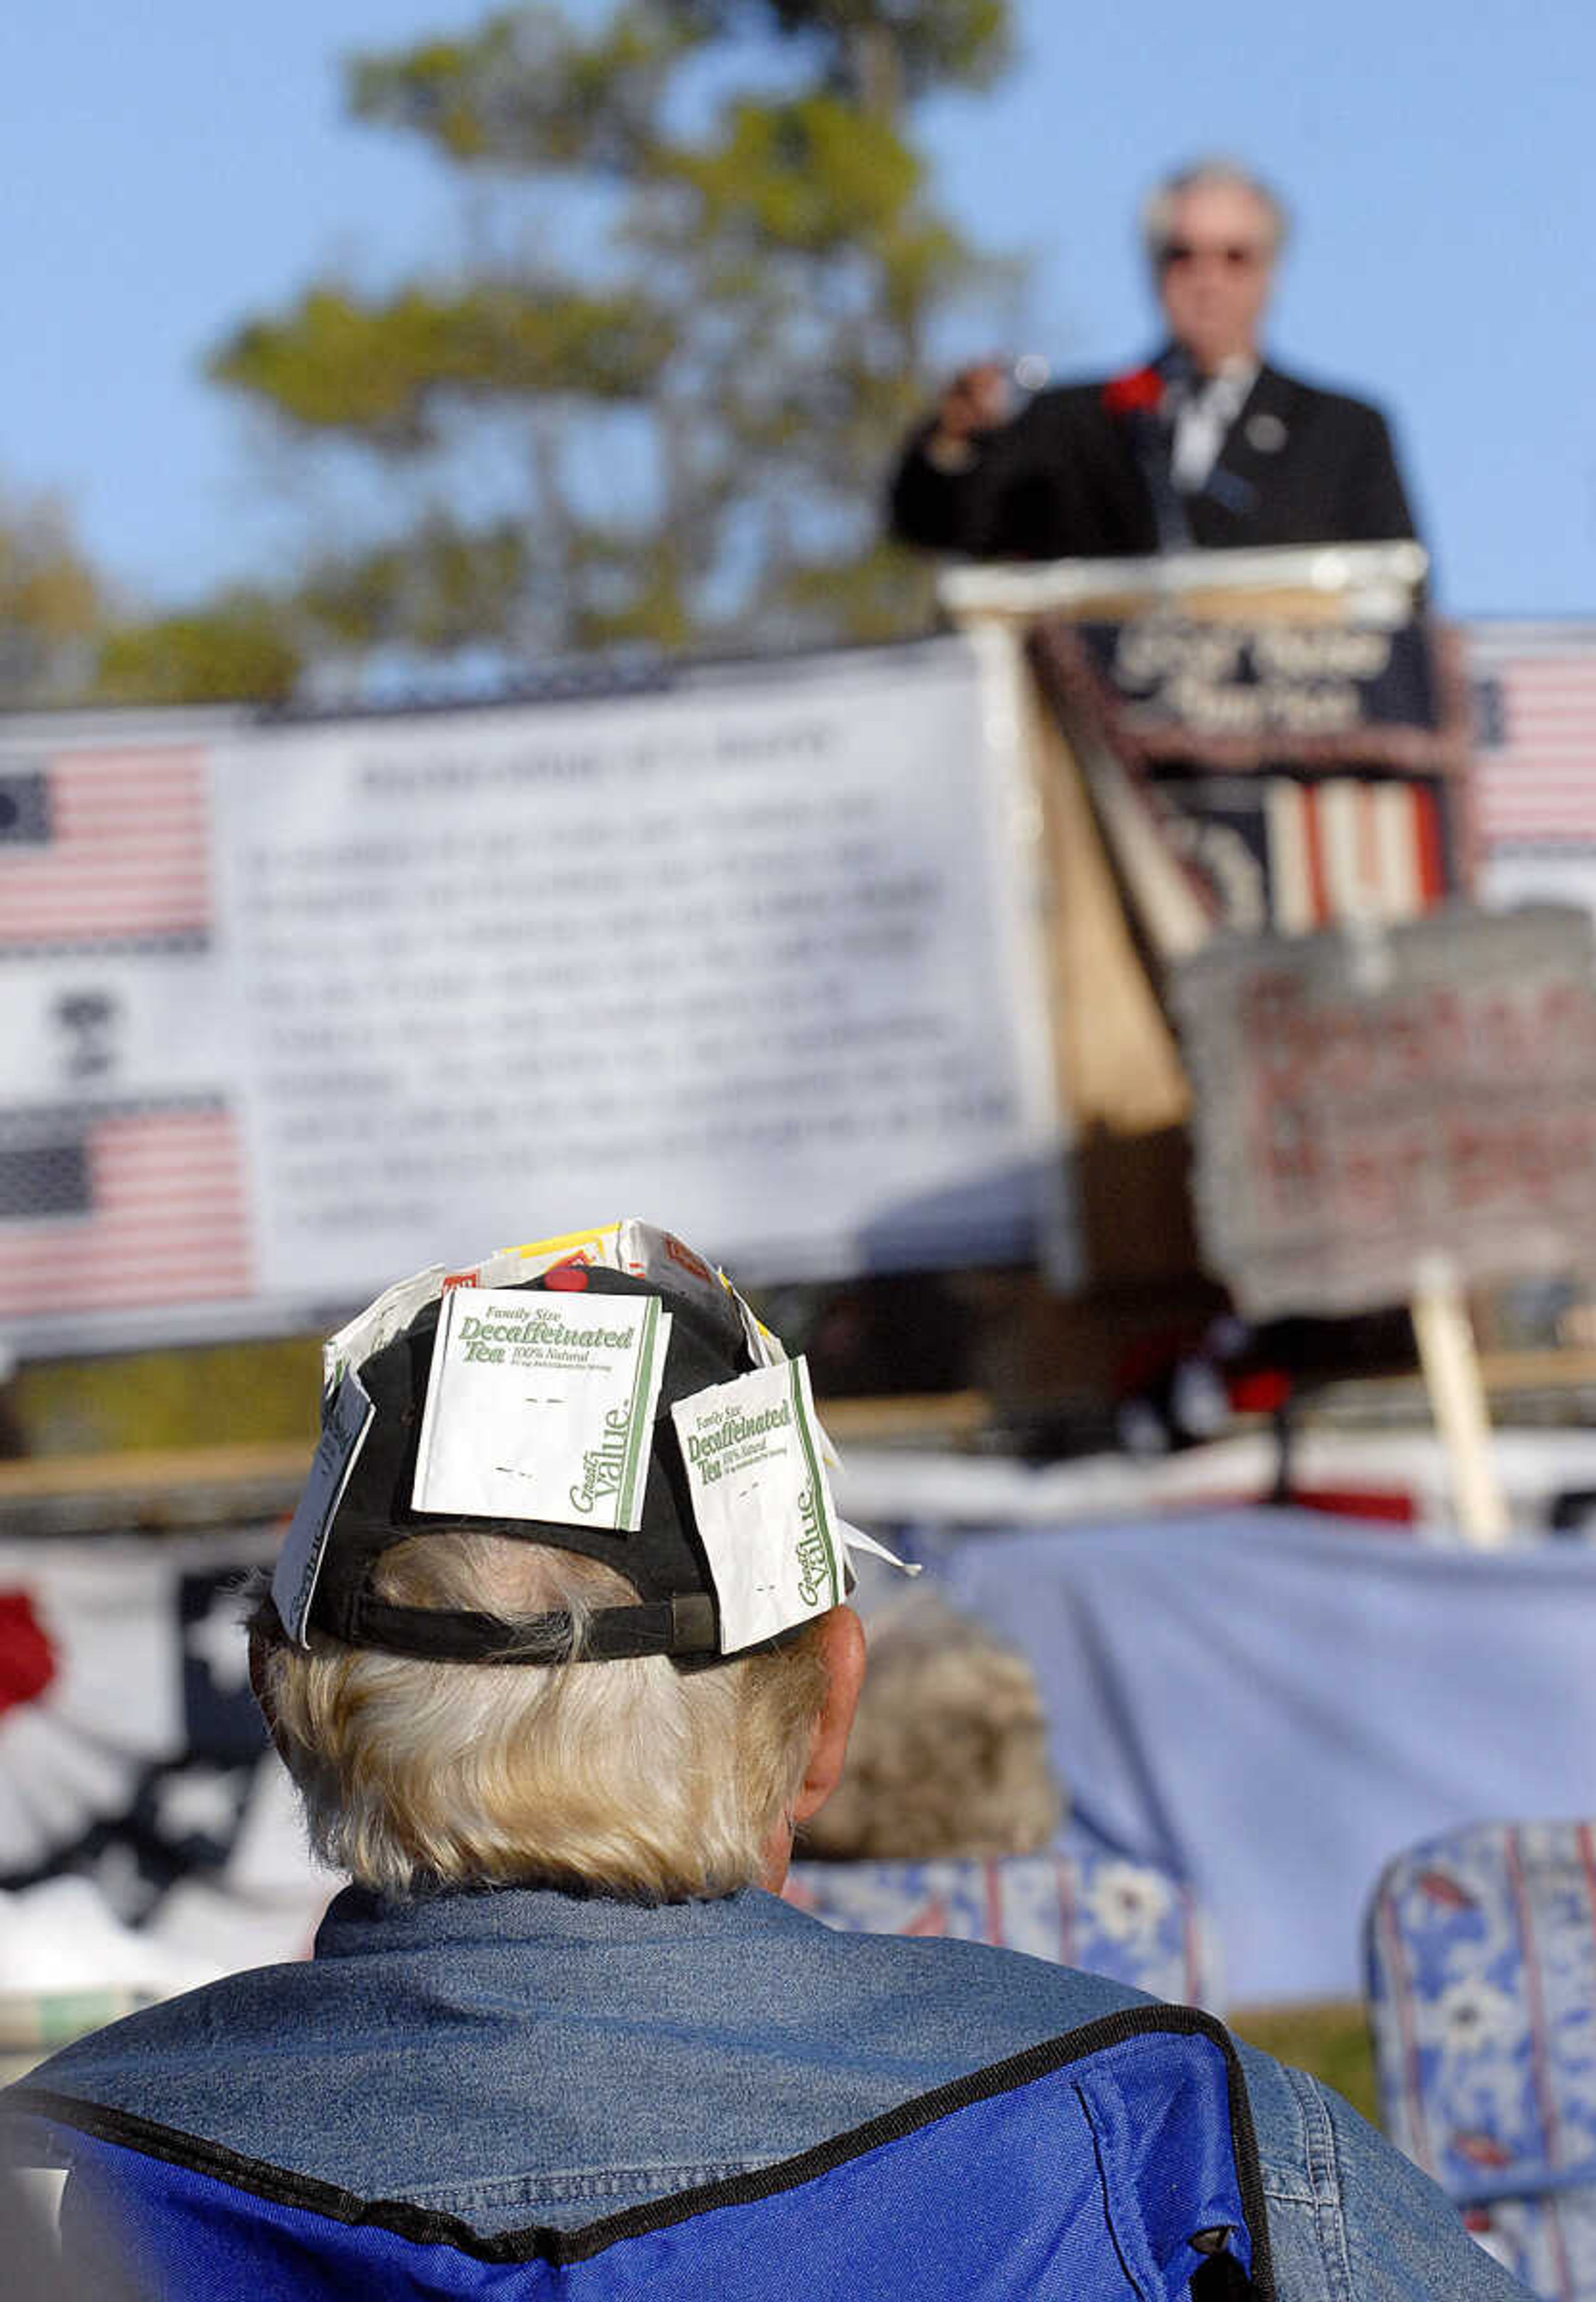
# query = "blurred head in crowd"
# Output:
<box><xmin>798</xmin><ymin>1591</ymin><xmax>1062</xmax><ymax>1863</ymax></box>
<box><xmin>249</xmin><ymin>1539</ymin><xmax>862</xmax><ymax>1903</ymax></box>
<box><xmin>1141</xmin><ymin>159</ymin><xmax>1288</xmax><ymax>374</ymax></box>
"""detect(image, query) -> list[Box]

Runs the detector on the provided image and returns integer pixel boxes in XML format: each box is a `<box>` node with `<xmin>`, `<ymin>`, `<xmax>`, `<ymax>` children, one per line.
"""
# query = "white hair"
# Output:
<box><xmin>249</xmin><ymin>1538</ymin><xmax>830</xmax><ymax>1902</ymax></box>
<box><xmin>1140</xmin><ymin>158</ymin><xmax>1290</xmax><ymax>267</ymax></box>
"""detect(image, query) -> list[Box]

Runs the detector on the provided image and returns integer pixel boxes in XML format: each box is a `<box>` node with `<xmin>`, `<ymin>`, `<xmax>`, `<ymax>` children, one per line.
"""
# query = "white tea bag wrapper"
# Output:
<box><xmin>837</xmin><ymin>1520</ymin><xmax>920</xmax><ymax>1576</ymax></box>
<box><xmin>722</xmin><ymin>1269</ymin><xmax>845</xmax><ymax>1470</ymax></box>
<box><xmin>617</xmin><ymin>1221</ymin><xmax>753</xmax><ymax>1370</ymax></box>
<box><xmin>411</xmin><ymin>1287</ymin><xmax>671</xmax><ymax>1530</ymax></box>
<box><xmin>619</xmin><ymin>1219</ymin><xmax>723</xmax><ymax>1304</ymax></box>
<box><xmin>734</xmin><ymin>1288</ymin><xmax>787</xmax><ymax>1370</ymax></box>
<box><xmin>324</xmin><ymin>1264</ymin><xmax>445</xmax><ymax>1391</ymax></box>
<box><xmin>489</xmin><ymin>1220</ymin><xmax>624</xmax><ymax>1287</ymax></box>
<box><xmin>489</xmin><ymin>1220</ymin><xmax>755</xmax><ymax>1385</ymax></box>
<box><xmin>273</xmin><ymin>1371</ymin><xmax>377</xmax><ymax>1646</ymax></box>
<box><xmin>470</xmin><ymin>1245</ymin><xmax>559</xmax><ymax>1290</ymax></box>
<box><xmin>672</xmin><ymin>1358</ymin><xmax>844</xmax><ymax>1652</ymax></box>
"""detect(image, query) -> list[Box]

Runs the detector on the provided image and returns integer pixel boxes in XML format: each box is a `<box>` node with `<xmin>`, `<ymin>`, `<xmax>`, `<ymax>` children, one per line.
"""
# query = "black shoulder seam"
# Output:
<box><xmin>9</xmin><ymin>2086</ymin><xmax>545</xmax><ymax>2265</ymax></box>
<box><xmin>559</xmin><ymin>2001</ymin><xmax>1273</xmax><ymax>2287</ymax></box>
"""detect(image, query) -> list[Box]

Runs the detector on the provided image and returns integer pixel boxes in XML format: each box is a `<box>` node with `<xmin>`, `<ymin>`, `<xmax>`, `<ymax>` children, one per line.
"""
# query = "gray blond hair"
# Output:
<box><xmin>249</xmin><ymin>1537</ymin><xmax>830</xmax><ymax>1902</ymax></box>
<box><xmin>1140</xmin><ymin>158</ymin><xmax>1290</xmax><ymax>268</ymax></box>
<box><xmin>798</xmin><ymin>1592</ymin><xmax>1062</xmax><ymax>1862</ymax></box>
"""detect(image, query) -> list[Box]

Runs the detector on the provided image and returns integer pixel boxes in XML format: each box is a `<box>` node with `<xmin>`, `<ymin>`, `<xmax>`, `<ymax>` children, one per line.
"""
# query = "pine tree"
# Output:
<box><xmin>209</xmin><ymin>0</ymin><xmax>1015</xmax><ymax>666</ymax></box>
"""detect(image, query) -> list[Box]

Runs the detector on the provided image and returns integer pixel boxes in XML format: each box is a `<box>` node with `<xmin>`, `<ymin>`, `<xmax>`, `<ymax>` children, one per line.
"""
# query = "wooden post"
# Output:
<box><xmin>1410</xmin><ymin>1257</ymin><xmax>1510</xmax><ymax>1547</ymax></box>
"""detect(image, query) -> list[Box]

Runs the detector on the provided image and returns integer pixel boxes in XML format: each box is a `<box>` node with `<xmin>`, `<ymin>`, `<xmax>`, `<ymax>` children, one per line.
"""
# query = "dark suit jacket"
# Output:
<box><xmin>889</xmin><ymin>359</ymin><xmax>1418</xmax><ymax>560</ymax></box>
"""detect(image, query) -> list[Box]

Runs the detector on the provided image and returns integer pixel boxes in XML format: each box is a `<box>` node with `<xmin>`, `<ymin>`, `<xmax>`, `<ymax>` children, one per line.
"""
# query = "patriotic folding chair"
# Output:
<box><xmin>1365</xmin><ymin>1819</ymin><xmax>1596</xmax><ymax>2302</ymax></box>
<box><xmin>7</xmin><ymin>2006</ymin><xmax>1270</xmax><ymax>2299</ymax></box>
<box><xmin>785</xmin><ymin>1841</ymin><xmax>1223</xmax><ymax>2009</ymax></box>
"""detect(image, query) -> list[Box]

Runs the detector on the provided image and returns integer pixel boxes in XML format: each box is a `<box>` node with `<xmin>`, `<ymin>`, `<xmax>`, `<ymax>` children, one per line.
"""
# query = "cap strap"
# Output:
<box><xmin>337</xmin><ymin>1590</ymin><xmax>719</xmax><ymax>1665</ymax></box>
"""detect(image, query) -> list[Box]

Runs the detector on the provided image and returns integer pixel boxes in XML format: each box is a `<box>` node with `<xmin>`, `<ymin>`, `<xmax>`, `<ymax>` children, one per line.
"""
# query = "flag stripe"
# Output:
<box><xmin>1301</xmin><ymin>789</ymin><xmax>1330</xmax><ymax>923</ymax></box>
<box><xmin>1</xmin><ymin>843</ymin><xmax>212</xmax><ymax>871</ymax></box>
<box><xmin>1266</xmin><ymin>779</ymin><xmax>1313</xmax><ymax>933</ymax></box>
<box><xmin>1356</xmin><ymin>782</ymin><xmax>1382</xmax><ymax>906</ymax></box>
<box><xmin>1373</xmin><ymin>785</ymin><xmax>1422</xmax><ymax>918</ymax></box>
<box><xmin>1414</xmin><ymin>786</ymin><xmax>1446</xmax><ymax>903</ymax></box>
<box><xmin>1319</xmin><ymin>780</ymin><xmax>1362</xmax><ymax>916</ymax></box>
<box><xmin>1264</xmin><ymin>778</ymin><xmax>1445</xmax><ymax>932</ymax></box>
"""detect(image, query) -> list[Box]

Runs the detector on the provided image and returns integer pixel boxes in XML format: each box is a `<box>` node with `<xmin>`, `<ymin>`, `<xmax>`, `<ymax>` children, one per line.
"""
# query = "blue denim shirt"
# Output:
<box><xmin>7</xmin><ymin>1883</ymin><xmax>1527</xmax><ymax>2299</ymax></box>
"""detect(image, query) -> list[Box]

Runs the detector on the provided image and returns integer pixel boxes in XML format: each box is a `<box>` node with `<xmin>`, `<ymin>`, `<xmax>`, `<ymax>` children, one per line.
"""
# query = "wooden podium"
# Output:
<box><xmin>941</xmin><ymin>542</ymin><xmax>1473</xmax><ymax>1285</ymax></box>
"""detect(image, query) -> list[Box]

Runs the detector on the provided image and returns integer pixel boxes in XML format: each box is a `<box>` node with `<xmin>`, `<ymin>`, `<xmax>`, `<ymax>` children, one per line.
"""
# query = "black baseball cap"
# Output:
<box><xmin>297</xmin><ymin>1263</ymin><xmax>765</xmax><ymax>1665</ymax></box>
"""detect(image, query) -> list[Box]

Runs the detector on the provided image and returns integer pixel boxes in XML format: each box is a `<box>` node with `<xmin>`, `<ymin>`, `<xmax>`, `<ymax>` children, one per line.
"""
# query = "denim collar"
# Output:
<box><xmin>313</xmin><ymin>1881</ymin><xmax>805</xmax><ymax>1959</ymax></box>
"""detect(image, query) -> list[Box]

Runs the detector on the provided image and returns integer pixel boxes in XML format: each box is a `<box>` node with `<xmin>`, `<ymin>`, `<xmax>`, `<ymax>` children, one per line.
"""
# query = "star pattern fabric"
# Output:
<box><xmin>0</xmin><ymin>1535</ymin><xmax>279</xmax><ymax>1920</ymax></box>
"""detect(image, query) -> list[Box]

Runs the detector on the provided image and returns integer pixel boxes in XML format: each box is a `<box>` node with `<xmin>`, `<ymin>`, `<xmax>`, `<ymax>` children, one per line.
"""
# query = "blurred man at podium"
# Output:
<box><xmin>889</xmin><ymin>160</ymin><xmax>1418</xmax><ymax>561</ymax></box>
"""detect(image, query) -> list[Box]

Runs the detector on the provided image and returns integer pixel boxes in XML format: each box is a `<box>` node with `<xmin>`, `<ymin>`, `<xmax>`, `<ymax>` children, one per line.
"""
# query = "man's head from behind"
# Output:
<box><xmin>1142</xmin><ymin>158</ymin><xmax>1288</xmax><ymax>375</ymax></box>
<box><xmin>250</xmin><ymin>1221</ymin><xmax>872</xmax><ymax>1904</ymax></box>
<box><xmin>250</xmin><ymin>1538</ymin><xmax>861</xmax><ymax>1901</ymax></box>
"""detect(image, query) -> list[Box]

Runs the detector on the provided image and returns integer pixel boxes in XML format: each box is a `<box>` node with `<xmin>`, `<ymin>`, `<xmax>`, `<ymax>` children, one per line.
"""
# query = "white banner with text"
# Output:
<box><xmin>0</xmin><ymin>643</ymin><xmax>1063</xmax><ymax>1355</ymax></box>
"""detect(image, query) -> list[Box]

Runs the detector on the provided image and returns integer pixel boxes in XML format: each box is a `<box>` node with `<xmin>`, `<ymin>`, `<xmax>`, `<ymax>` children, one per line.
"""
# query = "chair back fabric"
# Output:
<box><xmin>14</xmin><ymin>2007</ymin><xmax>1269</xmax><ymax>2299</ymax></box>
<box><xmin>1366</xmin><ymin>1819</ymin><xmax>1596</xmax><ymax>2300</ymax></box>
<box><xmin>785</xmin><ymin>1845</ymin><xmax>1221</xmax><ymax>2009</ymax></box>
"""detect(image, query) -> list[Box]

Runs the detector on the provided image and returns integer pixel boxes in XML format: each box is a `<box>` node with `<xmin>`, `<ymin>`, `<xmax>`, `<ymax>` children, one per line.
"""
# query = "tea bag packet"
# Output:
<box><xmin>412</xmin><ymin>1287</ymin><xmax>671</xmax><ymax>1529</ymax></box>
<box><xmin>271</xmin><ymin>1370</ymin><xmax>378</xmax><ymax>1643</ymax></box>
<box><xmin>709</xmin><ymin>1245</ymin><xmax>843</xmax><ymax>1471</ymax></box>
<box><xmin>494</xmin><ymin>1218</ymin><xmax>754</xmax><ymax>1369</ymax></box>
<box><xmin>476</xmin><ymin>1222</ymin><xmax>623</xmax><ymax>1290</ymax></box>
<box><xmin>672</xmin><ymin>1357</ymin><xmax>849</xmax><ymax>1652</ymax></box>
<box><xmin>613</xmin><ymin>1220</ymin><xmax>755</xmax><ymax>1372</ymax></box>
<box><xmin>324</xmin><ymin>1264</ymin><xmax>447</xmax><ymax>1392</ymax></box>
<box><xmin>321</xmin><ymin>1243</ymin><xmax>554</xmax><ymax>1390</ymax></box>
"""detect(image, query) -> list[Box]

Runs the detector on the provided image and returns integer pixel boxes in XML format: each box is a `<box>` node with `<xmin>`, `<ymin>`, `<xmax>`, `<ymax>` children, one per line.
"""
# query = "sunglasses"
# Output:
<box><xmin>1159</xmin><ymin>241</ymin><xmax>1268</xmax><ymax>270</ymax></box>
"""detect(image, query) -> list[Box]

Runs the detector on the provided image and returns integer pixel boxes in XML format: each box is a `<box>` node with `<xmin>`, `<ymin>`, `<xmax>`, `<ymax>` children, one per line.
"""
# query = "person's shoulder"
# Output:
<box><xmin>781</xmin><ymin>1902</ymin><xmax>1155</xmax><ymax>2034</ymax></box>
<box><xmin>1261</xmin><ymin>361</ymin><xmax>1396</xmax><ymax>433</ymax></box>
<box><xmin>1040</xmin><ymin>373</ymin><xmax>1121</xmax><ymax>406</ymax></box>
<box><xmin>5</xmin><ymin>1958</ymin><xmax>318</xmax><ymax>2129</ymax></box>
<box><xmin>1234</xmin><ymin>2046</ymin><xmax>1531</xmax><ymax>2297</ymax></box>
<box><xmin>1232</xmin><ymin>2038</ymin><xmax>1430</xmax><ymax>2208</ymax></box>
<box><xmin>1027</xmin><ymin>373</ymin><xmax>1126</xmax><ymax>422</ymax></box>
<box><xmin>1229</xmin><ymin>2034</ymin><xmax>1324</xmax><ymax>2184</ymax></box>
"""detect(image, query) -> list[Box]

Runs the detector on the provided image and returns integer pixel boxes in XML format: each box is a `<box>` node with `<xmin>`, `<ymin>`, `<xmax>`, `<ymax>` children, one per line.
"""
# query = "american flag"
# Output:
<box><xmin>0</xmin><ymin>744</ymin><xmax>212</xmax><ymax>948</ymax></box>
<box><xmin>0</xmin><ymin>1101</ymin><xmax>253</xmax><ymax>1318</ymax></box>
<box><xmin>1472</xmin><ymin>645</ymin><xmax>1596</xmax><ymax>848</ymax></box>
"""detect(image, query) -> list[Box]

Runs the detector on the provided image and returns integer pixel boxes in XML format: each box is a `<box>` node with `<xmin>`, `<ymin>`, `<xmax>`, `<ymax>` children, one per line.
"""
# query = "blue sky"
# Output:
<box><xmin>2</xmin><ymin>0</ymin><xmax>1589</xmax><ymax>620</ymax></box>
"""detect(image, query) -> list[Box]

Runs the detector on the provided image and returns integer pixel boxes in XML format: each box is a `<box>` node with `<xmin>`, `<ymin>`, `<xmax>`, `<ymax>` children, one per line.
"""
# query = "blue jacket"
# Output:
<box><xmin>5</xmin><ymin>1882</ymin><xmax>1526</xmax><ymax>2298</ymax></box>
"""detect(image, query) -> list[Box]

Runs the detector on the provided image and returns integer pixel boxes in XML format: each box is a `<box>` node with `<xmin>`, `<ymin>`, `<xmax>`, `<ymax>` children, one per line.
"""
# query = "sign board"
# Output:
<box><xmin>0</xmin><ymin>642</ymin><xmax>1064</xmax><ymax>1356</ymax></box>
<box><xmin>1068</xmin><ymin>611</ymin><xmax>1448</xmax><ymax>762</ymax></box>
<box><xmin>1035</xmin><ymin>621</ymin><xmax>1468</xmax><ymax>946</ymax></box>
<box><xmin>1172</xmin><ymin>905</ymin><xmax>1596</xmax><ymax>1319</ymax></box>
<box><xmin>947</xmin><ymin>544</ymin><xmax>1470</xmax><ymax>949</ymax></box>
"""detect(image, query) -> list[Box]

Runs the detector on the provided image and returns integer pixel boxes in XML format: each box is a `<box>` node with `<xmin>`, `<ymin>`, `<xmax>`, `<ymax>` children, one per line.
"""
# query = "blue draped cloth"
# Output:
<box><xmin>940</xmin><ymin>1508</ymin><xmax>1596</xmax><ymax>2004</ymax></box>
